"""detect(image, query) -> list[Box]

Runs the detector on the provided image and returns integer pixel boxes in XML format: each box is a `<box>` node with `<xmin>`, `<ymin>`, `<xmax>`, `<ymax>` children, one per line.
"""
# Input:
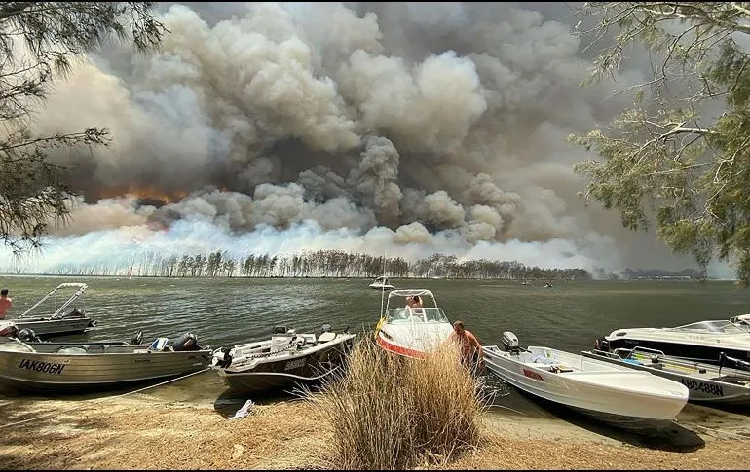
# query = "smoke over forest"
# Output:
<box><xmin>0</xmin><ymin>2</ymin><xmax>736</xmax><ymax>278</ymax></box>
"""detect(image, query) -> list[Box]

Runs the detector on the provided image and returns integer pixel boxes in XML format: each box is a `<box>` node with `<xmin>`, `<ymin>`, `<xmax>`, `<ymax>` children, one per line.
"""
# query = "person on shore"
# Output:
<box><xmin>0</xmin><ymin>289</ymin><xmax>12</xmax><ymax>319</ymax></box>
<box><xmin>449</xmin><ymin>320</ymin><xmax>484</xmax><ymax>373</ymax></box>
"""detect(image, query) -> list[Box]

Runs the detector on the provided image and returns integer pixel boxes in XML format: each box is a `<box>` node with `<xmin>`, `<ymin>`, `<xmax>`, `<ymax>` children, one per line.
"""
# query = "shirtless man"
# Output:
<box><xmin>0</xmin><ymin>288</ymin><xmax>12</xmax><ymax>320</ymax></box>
<box><xmin>449</xmin><ymin>320</ymin><xmax>484</xmax><ymax>372</ymax></box>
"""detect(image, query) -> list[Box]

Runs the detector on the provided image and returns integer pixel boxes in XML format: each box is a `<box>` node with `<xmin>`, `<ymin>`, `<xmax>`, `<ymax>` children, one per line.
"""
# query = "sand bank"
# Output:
<box><xmin>1</xmin><ymin>387</ymin><xmax>749</xmax><ymax>470</ymax></box>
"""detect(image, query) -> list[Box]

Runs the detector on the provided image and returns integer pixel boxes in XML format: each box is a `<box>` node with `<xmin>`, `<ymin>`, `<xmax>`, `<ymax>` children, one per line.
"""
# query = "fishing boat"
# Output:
<box><xmin>599</xmin><ymin>314</ymin><xmax>750</xmax><ymax>367</ymax></box>
<box><xmin>483</xmin><ymin>332</ymin><xmax>689</xmax><ymax>430</ymax></box>
<box><xmin>369</xmin><ymin>276</ymin><xmax>395</xmax><ymax>291</ymax></box>
<box><xmin>211</xmin><ymin>324</ymin><xmax>356</xmax><ymax>394</ymax></box>
<box><xmin>582</xmin><ymin>346</ymin><xmax>750</xmax><ymax>407</ymax></box>
<box><xmin>0</xmin><ymin>330</ymin><xmax>212</xmax><ymax>393</ymax></box>
<box><xmin>374</xmin><ymin>289</ymin><xmax>455</xmax><ymax>359</ymax></box>
<box><xmin>2</xmin><ymin>282</ymin><xmax>96</xmax><ymax>338</ymax></box>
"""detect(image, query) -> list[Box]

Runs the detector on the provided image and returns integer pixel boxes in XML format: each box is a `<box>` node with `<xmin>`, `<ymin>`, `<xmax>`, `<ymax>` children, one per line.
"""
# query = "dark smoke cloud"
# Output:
<box><xmin>5</xmin><ymin>1</ymin><xmax>735</xmax><ymax>276</ymax></box>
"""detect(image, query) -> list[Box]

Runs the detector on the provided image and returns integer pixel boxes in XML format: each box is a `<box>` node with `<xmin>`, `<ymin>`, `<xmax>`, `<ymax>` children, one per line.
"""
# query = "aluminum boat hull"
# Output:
<box><xmin>0</xmin><ymin>341</ymin><xmax>211</xmax><ymax>392</ymax></box>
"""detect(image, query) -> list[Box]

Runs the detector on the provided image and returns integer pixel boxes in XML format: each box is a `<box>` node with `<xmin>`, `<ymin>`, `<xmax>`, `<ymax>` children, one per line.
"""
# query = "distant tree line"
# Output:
<box><xmin>23</xmin><ymin>249</ymin><xmax>592</xmax><ymax>280</ymax></box>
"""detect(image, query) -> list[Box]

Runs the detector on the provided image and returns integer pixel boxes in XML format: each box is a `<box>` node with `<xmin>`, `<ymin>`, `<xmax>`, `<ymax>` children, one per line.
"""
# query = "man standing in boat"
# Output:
<box><xmin>449</xmin><ymin>320</ymin><xmax>484</xmax><ymax>374</ymax></box>
<box><xmin>0</xmin><ymin>288</ymin><xmax>12</xmax><ymax>319</ymax></box>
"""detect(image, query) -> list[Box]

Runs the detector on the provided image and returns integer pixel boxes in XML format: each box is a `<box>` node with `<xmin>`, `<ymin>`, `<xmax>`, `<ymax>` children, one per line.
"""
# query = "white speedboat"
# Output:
<box><xmin>1</xmin><ymin>283</ymin><xmax>96</xmax><ymax>338</ymax></box>
<box><xmin>211</xmin><ymin>324</ymin><xmax>356</xmax><ymax>394</ymax></box>
<box><xmin>369</xmin><ymin>276</ymin><xmax>395</xmax><ymax>291</ymax></box>
<box><xmin>484</xmin><ymin>332</ymin><xmax>689</xmax><ymax>430</ymax></box>
<box><xmin>583</xmin><ymin>347</ymin><xmax>750</xmax><ymax>407</ymax></box>
<box><xmin>600</xmin><ymin>314</ymin><xmax>750</xmax><ymax>367</ymax></box>
<box><xmin>374</xmin><ymin>289</ymin><xmax>455</xmax><ymax>359</ymax></box>
<box><xmin>0</xmin><ymin>331</ymin><xmax>211</xmax><ymax>393</ymax></box>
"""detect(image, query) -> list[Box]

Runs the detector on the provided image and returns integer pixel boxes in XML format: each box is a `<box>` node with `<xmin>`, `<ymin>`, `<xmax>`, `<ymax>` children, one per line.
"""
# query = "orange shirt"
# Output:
<box><xmin>0</xmin><ymin>296</ymin><xmax>12</xmax><ymax>318</ymax></box>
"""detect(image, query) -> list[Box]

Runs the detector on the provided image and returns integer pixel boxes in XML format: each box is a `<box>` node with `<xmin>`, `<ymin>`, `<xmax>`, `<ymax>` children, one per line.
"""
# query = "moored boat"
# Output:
<box><xmin>2</xmin><ymin>282</ymin><xmax>96</xmax><ymax>338</ymax></box>
<box><xmin>211</xmin><ymin>324</ymin><xmax>356</xmax><ymax>394</ymax></box>
<box><xmin>369</xmin><ymin>276</ymin><xmax>395</xmax><ymax>291</ymax></box>
<box><xmin>483</xmin><ymin>332</ymin><xmax>689</xmax><ymax>430</ymax></box>
<box><xmin>582</xmin><ymin>346</ymin><xmax>750</xmax><ymax>407</ymax></box>
<box><xmin>374</xmin><ymin>289</ymin><xmax>454</xmax><ymax>359</ymax></box>
<box><xmin>599</xmin><ymin>314</ymin><xmax>750</xmax><ymax>368</ymax></box>
<box><xmin>0</xmin><ymin>330</ymin><xmax>211</xmax><ymax>393</ymax></box>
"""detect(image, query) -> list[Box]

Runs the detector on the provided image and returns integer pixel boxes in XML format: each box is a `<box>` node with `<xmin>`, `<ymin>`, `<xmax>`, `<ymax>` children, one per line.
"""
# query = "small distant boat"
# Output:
<box><xmin>0</xmin><ymin>330</ymin><xmax>211</xmax><ymax>393</ymax></box>
<box><xmin>374</xmin><ymin>289</ymin><xmax>454</xmax><ymax>359</ymax></box>
<box><xmin>483</xmin><ymin>332</ymin><xmax>689</xmax><ymax>430</ymax></box>
<box><xmin>544</xmin><ymin>283</ymin><xmax>553</xmax><ymax>288</ymax></box>
<box><xmin>0</xmin><ymin>282</ymin><xmax>96</xmax><ymax>338</ymax></box>
<box><xmin>583</xmin><ymin>346</ymin><xmax>750</xmax><ymax>407</ymax></box>
<box><xmin>211</xmin><ymin>325</ymin><xmax>356</xmax><ymax>394</ymax></box>
<box><xmin>521</xmin><ymin>281</ymin><xmax>530</xmax><ymax>285</ymax></box>
<box><xmin>369</xmin><ymin>276</ymin><xmax>395</xmax><ymax>291</ymax></box>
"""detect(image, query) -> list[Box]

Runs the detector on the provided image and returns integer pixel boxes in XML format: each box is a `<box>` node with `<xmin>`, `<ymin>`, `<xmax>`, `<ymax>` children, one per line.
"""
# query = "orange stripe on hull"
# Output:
<box><xmin>376</xmin><ymin>333</ymin><xmax>427</xmax><ymax>359</ymax></box>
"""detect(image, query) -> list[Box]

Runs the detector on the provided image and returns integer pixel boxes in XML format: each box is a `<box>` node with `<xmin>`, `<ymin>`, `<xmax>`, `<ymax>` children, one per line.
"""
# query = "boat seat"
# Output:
<box><xmin>318</xmin><ymin>332</ymin><xmax>336</xmax><ymax>343</ymax></box>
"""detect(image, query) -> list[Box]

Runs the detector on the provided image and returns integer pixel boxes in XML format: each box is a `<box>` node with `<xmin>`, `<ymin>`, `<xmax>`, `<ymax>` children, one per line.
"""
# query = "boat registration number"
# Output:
<box><xmin>681</xmin><ymin>379</ymin><xmax>724</xmax><ymax>397</ymax></box>
<box><xmin>18</xmin><ymin>359</ymin><xmax>67</xmax><ymax>375</ymax></box>
<box><xmin>284</xmin><ymin>358</ymin><xmax>307</xmax><ymax>371</ymax></box>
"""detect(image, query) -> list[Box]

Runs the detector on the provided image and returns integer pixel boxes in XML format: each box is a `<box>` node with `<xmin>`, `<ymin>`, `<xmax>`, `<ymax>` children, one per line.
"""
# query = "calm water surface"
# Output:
<box><xmin>2</xmin><ymin>275</ymin><xmax>750</xmax><ymax>441</ymax></box>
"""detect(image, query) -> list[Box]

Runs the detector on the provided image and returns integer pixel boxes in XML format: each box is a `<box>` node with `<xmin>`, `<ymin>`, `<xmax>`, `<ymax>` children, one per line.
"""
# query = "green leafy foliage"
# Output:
<box><xmin>573</xmin><ymin>2</ymin><xmax>750</xmax><ymax>285</ymax></box>
<box><xmin>0</xmin><ymin>2</ymin><xmax>165</xmax><ymax>254</ymax></box>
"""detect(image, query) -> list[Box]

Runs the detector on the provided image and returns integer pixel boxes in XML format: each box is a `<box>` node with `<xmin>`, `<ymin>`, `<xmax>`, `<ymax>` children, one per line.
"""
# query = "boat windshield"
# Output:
<box><xmin>386</xmin><ymin>308</ymin><xmax>449</xmax><ymax>324</ymax></box>
<box><xmin>673</xmin><ymin>319</ymin><xmax>750</xmax><ymax>334</ymax></box>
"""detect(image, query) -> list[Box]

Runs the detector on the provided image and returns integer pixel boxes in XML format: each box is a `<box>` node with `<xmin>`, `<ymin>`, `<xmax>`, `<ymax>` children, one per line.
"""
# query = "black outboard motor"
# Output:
<box><xmin>17</xmin><ymin>328</ymin><xmax>40</xmax><ymax>343</ymax></box>
<box><xmin>594</xmin><ymin>338</ymin><xmax>610</xmax><ymax>352</ymax></box>
<box><xmin>502</xmin><ymin>331</ymin><xmax>520</xmax><ymax>355</ymax></box>
<box><xmin>171</xmin><ymin>332</ymin><xmax>201</xmax><ymax>351</ymax></box>
<box><xmin>130</xmin><ymin>330</ymin><xmax>144</xmax><ymax>345</ymax></box>
<box><xmin>273</xmin><ymin>326</ymin><xmax>288</xmax><ymax>335</ymax></box>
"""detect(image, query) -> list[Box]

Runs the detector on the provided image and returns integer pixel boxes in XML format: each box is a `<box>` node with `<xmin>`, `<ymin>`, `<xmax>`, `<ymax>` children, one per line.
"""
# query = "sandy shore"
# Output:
<box><xmin>1</xmin><ymin>383</ymin><xmax>749</xmax><ymax>470</ymax></box>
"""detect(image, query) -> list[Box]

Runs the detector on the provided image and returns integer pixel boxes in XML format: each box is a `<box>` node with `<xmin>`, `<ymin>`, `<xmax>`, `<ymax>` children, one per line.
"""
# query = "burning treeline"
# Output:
<box><xmin>12</xmin><ymin>250</ymin><xmax>591</xmax><ymax>280</ymax></box>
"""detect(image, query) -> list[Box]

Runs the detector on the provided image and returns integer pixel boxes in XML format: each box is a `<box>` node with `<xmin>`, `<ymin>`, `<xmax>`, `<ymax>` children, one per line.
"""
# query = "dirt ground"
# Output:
<box><xmin>1</xmin><ymin>392</ymin><xmax>748</xmax><ymax>470</ymax></box>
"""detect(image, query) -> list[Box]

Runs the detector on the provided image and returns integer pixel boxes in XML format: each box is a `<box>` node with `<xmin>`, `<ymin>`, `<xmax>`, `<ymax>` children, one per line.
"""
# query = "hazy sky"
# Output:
<box><xmin>1</xmin><ymin>2</ymin><xmax>736</xmax><ymax>277</ymax></box>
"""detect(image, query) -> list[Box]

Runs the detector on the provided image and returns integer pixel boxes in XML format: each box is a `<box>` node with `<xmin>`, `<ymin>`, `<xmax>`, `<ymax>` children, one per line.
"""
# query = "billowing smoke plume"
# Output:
<box><xmin>0</xmin><ymin>2</ymin><xmax>733</xmax><ymax>276</ymax></box>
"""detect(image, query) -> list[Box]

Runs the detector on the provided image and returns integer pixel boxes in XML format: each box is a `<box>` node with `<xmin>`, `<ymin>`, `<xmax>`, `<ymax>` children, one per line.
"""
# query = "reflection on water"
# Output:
<box><xmin>1</xmin><ymin>275</ymin><xmax>749</xmax><ymax>438</ymax></box>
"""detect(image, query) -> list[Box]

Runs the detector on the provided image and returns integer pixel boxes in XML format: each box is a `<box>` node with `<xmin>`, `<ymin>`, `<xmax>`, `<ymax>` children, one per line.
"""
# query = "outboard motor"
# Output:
<box><xmin>171</xmin><ymin>332</ymin><xmax>200</xmax><ymax>351</ymax></box>
<box><xmin>273</xmin><ymin>326</ymin><xmax>288</xmax><ymax>335</ymax></box>
<box><xmin>0</xmin><ymin>322</ymin><xmax>18</xmax><ymax>338</ymax></box>
<box><xmin>320</xmin><ymin>324</ymin><xmax>332</xmax><ymax>333</ymax></box>
<box><xmin>594</xmin><ymin>338</ymin><xmax>610</xmax><ymax>352</ymax></box>
<box><xmin>214</xmin><ymin>347</ymin><xmax>233</xmax><ymax>368</ymax></box>
<box><xmin>17</xmin><ymin>328</ymin><xmax>40</xmax><ymax>343</ymax></box>
<box><xmin>502</xmin><ymin>331</ymin><xmax>520</xmax><ymax>355</ymax></box>
<box><xmin>130</xmin><ymin>330</ymin><xmax>144</xmax><ymax>345</ymax></box>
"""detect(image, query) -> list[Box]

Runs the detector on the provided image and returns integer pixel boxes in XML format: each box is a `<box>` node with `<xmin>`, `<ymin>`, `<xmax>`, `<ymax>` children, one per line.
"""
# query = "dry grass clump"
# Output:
<box><xmin>304</xmin><ymin>339</ymin><xmax>487</xmax><ymax>470</ymax></box>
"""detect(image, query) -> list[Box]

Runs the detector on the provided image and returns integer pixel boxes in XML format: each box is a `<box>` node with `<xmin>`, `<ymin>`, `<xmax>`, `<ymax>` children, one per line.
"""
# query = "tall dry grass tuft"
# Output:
<box><xmin>304</xmin><ymin>338</ymin><xmax>487</xmax><ymax>470</ymax></box>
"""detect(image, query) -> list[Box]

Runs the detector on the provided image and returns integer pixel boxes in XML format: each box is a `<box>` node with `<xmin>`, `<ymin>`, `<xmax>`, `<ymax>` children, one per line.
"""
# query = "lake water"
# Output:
<box><xmin>2</xmin><ymin>275</ymin><xmax>750</xmax><ymax>443</ymax></box>
<box><xmin>1</xmin><ymin>275</ymin><xmax>748</xmax><ymax>350</ymax></box>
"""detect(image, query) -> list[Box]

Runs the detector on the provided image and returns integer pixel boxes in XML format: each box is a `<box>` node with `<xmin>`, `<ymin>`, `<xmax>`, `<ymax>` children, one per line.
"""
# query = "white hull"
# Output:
<box><xmin>12</xmin><ymin>317</ymin><xmax>94</xmax><ymax>337</ymax></box>
<box><xmin>376</xmin><ymin>319</ymin><xmax>454</xmax><ymax>358</ymax></box>
<box><xmin>483</xmin><ymin>345</ymin><xmax>689</xmax><ymax>426</ymax></box>
<box><xmin>369</xmin><ymin>283</ymin><xmax>395</xmax><ymax>291</ymax></box>
<box><xmin>582</xmin><ymin>349</ymin><xmax>750</xmax><ymax>406</ymax></box>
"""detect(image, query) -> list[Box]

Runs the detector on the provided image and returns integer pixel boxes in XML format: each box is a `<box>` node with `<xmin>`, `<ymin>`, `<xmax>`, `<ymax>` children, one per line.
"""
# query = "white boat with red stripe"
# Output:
<box><xmin>374</xmin><ymin>289</ymin><xmax>454</xmax><ymax>359</ymax></box>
